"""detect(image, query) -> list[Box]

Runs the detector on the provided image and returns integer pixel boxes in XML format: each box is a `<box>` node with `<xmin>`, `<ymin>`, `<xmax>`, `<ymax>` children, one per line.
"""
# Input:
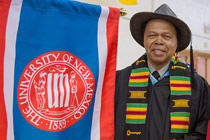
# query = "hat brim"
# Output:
<box><xmin>130</xmin><ymin>12</ymin><xmax>191</xmax><ymax>52</ymax></box>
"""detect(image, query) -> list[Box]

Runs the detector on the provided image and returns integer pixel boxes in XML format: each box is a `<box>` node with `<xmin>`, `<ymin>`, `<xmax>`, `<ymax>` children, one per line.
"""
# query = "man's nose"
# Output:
<box><xmin>155</xmin><ymin>36</ymin><xmax>164</xmax><ymax>45</ymax></box>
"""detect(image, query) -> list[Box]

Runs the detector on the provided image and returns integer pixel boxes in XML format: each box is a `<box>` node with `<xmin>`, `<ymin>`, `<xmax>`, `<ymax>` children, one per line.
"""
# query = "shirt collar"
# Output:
<box><xmin>147</xmin><ymin>60</ymin><xmax>170</xmax><ymax>78</ymax></box>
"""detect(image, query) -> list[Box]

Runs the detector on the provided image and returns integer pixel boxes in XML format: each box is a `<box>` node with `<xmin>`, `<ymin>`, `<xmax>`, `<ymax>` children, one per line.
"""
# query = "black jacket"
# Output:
<box><xmin>115</xmin><ymin>66</ymin><xmax>209</xmax><ymax>140</ymax></box>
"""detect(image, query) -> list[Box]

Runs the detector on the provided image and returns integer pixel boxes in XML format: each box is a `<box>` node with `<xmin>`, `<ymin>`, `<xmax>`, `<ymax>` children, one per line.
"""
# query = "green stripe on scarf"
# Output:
<box><xmin>131</xmin><ymin>68</ymin><xmax>149</xmax><ymax>73</ymax></box>
<box><xmin>126</xmin><ymin>119</ymin><xmax>146</xmax><ymax>124</ymax></box>
<box><xmin>171</xmin><ymin>91</ymin><xmax>191</xmax><ymax>95</ymax></box>
<box><xmin>171</xmin><ymin>112</ymin><xmax>190</xmax><ymax>117</ymax></box>
<box><xmin>171</xmin><ymin>129</ymin><xmax>188</xmax><ymax>133</ymax></box>
<box><xmin>170</xmin><ymin>76</ymin><xmax>190</xmax><ymax>81</ymax></box>
<box><xmin>127</xmin><ymin>103</ymin><xmax>147</xmax><ymax>108</ymax></box>
<box><xmin>129</xmin><ymin>82</ymin><xmax>148</xmax><ymax>87</ymax></box>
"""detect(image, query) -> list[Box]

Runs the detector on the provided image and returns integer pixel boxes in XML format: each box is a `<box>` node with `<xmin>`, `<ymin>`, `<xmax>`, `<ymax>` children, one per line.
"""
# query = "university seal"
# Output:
<box><xmin>17</xmin><ymin>51</ymin><xmax>95</xmax><ymax>131</ymax></box>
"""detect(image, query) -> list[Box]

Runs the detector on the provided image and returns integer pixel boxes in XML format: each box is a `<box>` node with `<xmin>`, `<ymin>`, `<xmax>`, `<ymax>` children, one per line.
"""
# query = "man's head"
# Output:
<box><xmin>144</xmin><ymin>19</ymin><xmax>177</xmax><ymax>69</ymax></box>
<box><xmin>130</xmin><ymin>4</ymin><xmax>191</xmax><ymax>53</ymax></box>
<box><xmin>70</xmin><ymin>71</ymin><xmax>76</xmax><ymax>79</ymax></box>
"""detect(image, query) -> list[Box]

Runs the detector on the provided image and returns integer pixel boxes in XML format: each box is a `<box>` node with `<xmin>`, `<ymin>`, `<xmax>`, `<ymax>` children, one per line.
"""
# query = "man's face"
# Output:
<box><xmin>143</xmin><ymin>19</ymin><xmax>177</xmax><ymax>68</ymax></box>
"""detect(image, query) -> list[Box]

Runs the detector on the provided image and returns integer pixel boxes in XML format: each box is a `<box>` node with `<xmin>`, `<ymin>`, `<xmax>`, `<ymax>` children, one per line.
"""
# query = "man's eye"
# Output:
<box><xmin>164</xmin><ymin>35</ymin><xmax>171</xmax><ymax>39</ymax></box>
<box><xmin>148</xmin><ymin>34</ymin><xmax>155</xmax><ymax>38</ymax></box>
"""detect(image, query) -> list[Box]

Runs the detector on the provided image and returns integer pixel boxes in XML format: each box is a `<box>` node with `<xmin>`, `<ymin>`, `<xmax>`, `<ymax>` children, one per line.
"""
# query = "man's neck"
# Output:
<box><xmin>148</xmin><ymin>59</ymin><xmax>170</xmax><ymax>70</ymax></box>
<box><xmin>147</xmin><ymin>60</ymin><xmax>170</xmax><ymax>78</ymax></box>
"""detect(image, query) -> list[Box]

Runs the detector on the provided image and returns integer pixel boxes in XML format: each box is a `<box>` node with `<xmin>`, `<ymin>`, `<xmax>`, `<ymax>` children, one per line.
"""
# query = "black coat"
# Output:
<box><xmin>115</xmin><ymin>66</ymin><xmax>209</xmax><ymax>140</ymax></box>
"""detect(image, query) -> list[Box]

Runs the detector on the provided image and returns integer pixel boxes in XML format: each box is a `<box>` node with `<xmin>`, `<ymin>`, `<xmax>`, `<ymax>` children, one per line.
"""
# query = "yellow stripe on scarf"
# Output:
<box><xmin>171</xmin><ymin>117</ymin><xmax>189</xmax><ymax>121</ymax></box>
<box><xmin>170</xmin><ymin>80</ymin><xmax>190</xmax><ymax>84</ymax></box>
<box><xmin>129</xmin><ymin>78</ymin><xmax>148</xmax><ymax>83</ymax></box>
<box><xmin>171</xmin><ymin>124</ymin><xmax>189</xmax><ymax>129</ymax></box>
<box><xmin>171</xmin><ymin>87</ymin><xmax>191</xmax><ymax>91</ymax></box>
<box><xmin>126</xmin><ymin>115</ymin><xmax>146</xmax><ymax>119</ymax></box>
<box><xmin>130</xmin><ymin>72</ymin><xmax>149</xmax><ymax>76</ymax></box>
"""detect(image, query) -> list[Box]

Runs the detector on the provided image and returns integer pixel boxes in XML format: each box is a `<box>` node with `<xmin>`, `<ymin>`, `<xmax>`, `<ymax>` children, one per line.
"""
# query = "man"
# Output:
<box><xmin>70</xmin><ymin>71</ymin><xmax>79</xmax><ymax>109</ymax></box>
<box><xmin>115</xmin><ymin>4</ymin><xmax>209</xmax><ymax>140</ymax></box>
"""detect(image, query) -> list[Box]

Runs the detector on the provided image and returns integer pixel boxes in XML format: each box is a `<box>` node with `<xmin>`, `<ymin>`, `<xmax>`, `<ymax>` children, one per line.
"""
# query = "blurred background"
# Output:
<box><xmin>76</xmin><ymin>0</ymin><xmax>210</xmax><ymax>84</ymax></box>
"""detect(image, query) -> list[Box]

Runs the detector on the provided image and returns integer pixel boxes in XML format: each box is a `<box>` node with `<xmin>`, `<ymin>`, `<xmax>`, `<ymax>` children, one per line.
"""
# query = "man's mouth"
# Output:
<box><xmin>152</xmin><ymin>49</ymin><xmax>166</xmax><ymax>55</ymax></box>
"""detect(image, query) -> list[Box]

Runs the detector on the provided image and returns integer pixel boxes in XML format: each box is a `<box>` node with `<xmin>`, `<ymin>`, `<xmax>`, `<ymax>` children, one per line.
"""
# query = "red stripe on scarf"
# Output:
<box><xmin>130</xmin><ymin>75</ymin><xmax>149</xmax><ymax>79</ymax></box>
<box><xmin>171</xmin><ymin>121</ymin><xmax>189</xmax><ymax>125</ymax></box>
<box><xmin>126</xmin><ymin>111</ymin><xmax>147</xmax><ymax>115</ymax></box>
<box><xmin>171</xmin><ymin>84</ymin><xmax>191</xmax><ymax>87</ymax></box>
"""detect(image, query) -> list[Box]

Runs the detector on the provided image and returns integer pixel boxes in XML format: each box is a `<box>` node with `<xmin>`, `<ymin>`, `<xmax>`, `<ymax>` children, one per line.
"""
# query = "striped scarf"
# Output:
<box><xmin>125</xmin><ymin>54</ymin><xmax>192</xmax><ymax>140</ymax></box>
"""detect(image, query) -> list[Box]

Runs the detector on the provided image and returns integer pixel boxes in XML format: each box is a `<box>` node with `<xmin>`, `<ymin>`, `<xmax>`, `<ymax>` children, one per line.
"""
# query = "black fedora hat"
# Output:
<box><xmin>130</xmin><ymin>4</ymin><xmax>191</xmax><ymax>52</ymax></box>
